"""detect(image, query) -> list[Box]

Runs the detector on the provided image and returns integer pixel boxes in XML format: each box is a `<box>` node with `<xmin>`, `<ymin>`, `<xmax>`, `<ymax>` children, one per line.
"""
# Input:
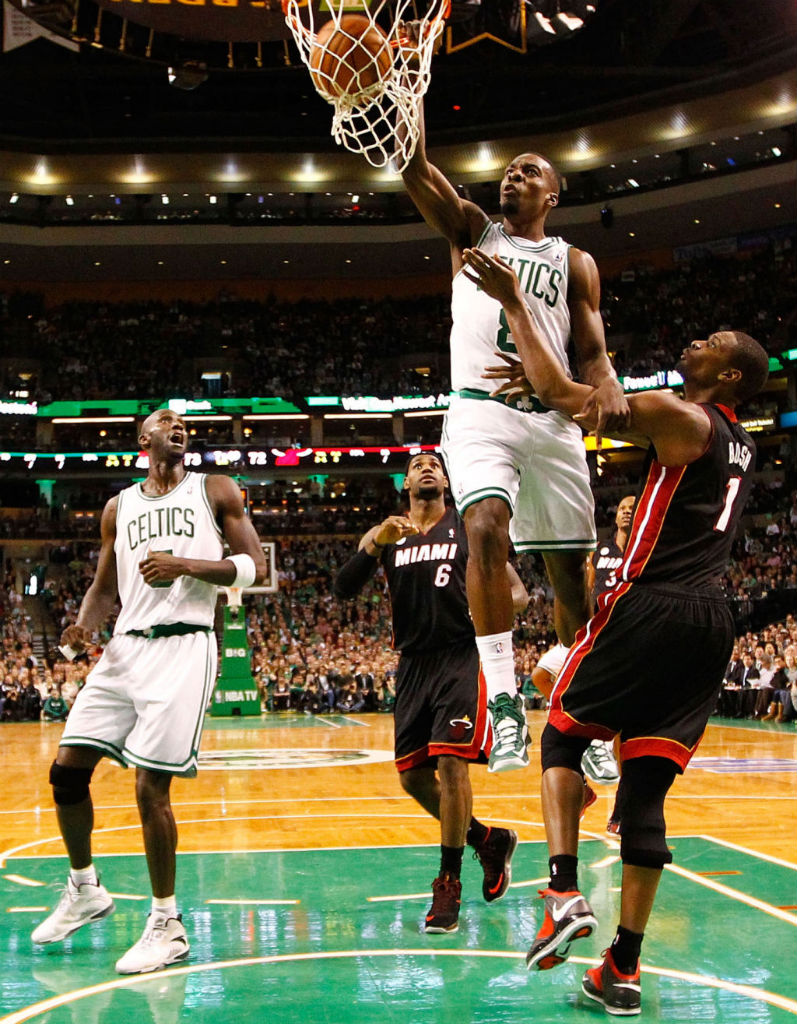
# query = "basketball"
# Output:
<box><xmin>309</xmin><ymin>14</ymin><xmax>393</xmax><ymax>102</ymax></box>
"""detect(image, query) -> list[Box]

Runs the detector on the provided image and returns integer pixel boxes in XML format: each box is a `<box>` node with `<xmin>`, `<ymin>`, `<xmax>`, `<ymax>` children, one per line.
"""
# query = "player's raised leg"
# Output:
<box><xmin>465</xmin><ymin>499</ymin><xmax>530</xmax><ymax>773</ymax></box>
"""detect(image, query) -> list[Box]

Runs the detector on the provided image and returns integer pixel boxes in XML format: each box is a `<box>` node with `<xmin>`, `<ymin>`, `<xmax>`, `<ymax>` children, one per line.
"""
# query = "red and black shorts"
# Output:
<box><xmin>549</xmin><ymin>581</ymin><xmax>734</xmax><ymax>772</ymax></box>
<box><xmin>394</xmin><ymin>642</ymin><xmax>492</xmax><ymax>772</ymax></box>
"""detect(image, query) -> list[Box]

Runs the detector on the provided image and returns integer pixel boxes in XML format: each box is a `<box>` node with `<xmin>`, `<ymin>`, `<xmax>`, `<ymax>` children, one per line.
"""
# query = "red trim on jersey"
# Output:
<box><xmin>714</xmin><ymin>403</ymin><xmax>737</xmax><ymax>423</ymax></box>
<box><xmin>620</xmin><ymin>733</ymin><xmax>701</xmax><ymax>771</ymax></box>
<box><xmin>548</xmin><ymin>581</ymin><xmax>631</xmax><ymax>738</ymax></box>
<box><xmin>621</xmin><ymin>463</ymin><xmax>685</xmax><ymax>581</ymax></box>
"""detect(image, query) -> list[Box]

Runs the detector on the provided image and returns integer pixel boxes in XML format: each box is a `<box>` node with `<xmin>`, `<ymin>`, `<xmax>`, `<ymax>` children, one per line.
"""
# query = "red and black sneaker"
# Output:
<box><xmin>526</xmin><ymin>887</ymin><xmax>597</xmax><ymax>971</ymax></box>
<box><xmin>582</xmin><ymin>948</ymin><xmax>641</xmax><ymax>1016</ymax></box>
<box><xmin>473</xmin><ymin>826</ymin><xmax>518</xmax><ymax>902</ymax></box>
<box><xmin>424</xmin><ymin>874</ymin><xmax>462</xmax><ymax>933</ymax></box>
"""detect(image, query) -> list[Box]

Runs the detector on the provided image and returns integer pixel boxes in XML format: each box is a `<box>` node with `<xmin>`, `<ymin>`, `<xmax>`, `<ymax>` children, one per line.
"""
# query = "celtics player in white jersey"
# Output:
<box><xmin>32</xmin><ymin>408</ymin><xmax>267</xmax><ymax>974</ymax></box>
<box><xmin>401</xmin><ymin>113</ymin><xmax>630</xmax><ymax>772</ymax></box>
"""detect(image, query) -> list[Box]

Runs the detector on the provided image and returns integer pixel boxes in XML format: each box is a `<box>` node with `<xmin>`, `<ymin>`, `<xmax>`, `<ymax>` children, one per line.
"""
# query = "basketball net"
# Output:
<box><xmin>282</xmin><ymin>1</ymin><xmax>450</xmax><ymax>172</ymax></box>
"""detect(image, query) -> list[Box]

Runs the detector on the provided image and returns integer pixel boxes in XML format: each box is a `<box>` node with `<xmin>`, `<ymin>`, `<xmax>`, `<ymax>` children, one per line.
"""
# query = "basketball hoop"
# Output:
<box><xmin>282</xmin><ymin>0</ymin><xmax>450</xmax><ymax>172</ymax></box>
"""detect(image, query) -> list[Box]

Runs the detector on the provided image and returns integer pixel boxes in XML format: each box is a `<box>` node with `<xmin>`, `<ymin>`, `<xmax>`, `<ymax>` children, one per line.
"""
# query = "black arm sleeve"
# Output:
<box><xmin>333</xmin><ymin>548</ymin><xmax>381</xmax><ymax>599</ymax></box>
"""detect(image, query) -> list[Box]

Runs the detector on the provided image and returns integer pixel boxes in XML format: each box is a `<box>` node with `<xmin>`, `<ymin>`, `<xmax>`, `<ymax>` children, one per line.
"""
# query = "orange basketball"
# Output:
<box><xmin>309</xmin><ymin>14</ymin><xmax>392</xmax><ymax>101</ymax></box>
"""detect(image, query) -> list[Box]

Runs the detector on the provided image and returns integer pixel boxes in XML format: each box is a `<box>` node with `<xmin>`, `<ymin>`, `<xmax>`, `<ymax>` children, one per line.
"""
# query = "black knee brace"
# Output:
<box><xmin>49</xmin><ymin>761</ymin><xmax>94</xmax><ymax>806</ymax></box>
<box><xmin>618</xmin><ymin>757</ymin><xmax>678</xmax><ymax>870</ymax></box>
<box><xmin>541</xmin><ymin>722</ymin><xmax>590</xmax><ymax>775</ymax></box>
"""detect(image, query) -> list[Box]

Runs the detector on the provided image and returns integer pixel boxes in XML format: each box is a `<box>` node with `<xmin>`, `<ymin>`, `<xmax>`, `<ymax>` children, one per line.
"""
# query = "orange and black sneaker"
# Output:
<box><xmin>473</xmin><ymin>826</ymin><xmax>518</xmax><ymax>902</ymax></box>
<box><xmin>582</xmin><ymin>948</ymin><xmax>641</xmax><ymax>1015</ymax></box>
<box><xmin>424</xmin><ymin>874</ymin><xmax>462</xmax><ymax>933</ymax></box>
<box><xmin>526</xmin><ymin>887</ymin><xmax>597</xmax><ymax>971</ymax></box>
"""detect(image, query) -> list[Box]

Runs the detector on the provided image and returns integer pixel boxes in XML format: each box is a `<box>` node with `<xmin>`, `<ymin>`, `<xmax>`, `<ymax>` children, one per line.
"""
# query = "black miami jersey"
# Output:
<box><xmin>620</xmin><ymin>404</ymin><xmax>756</xmax><ymax>591</ymax></box>
<box><xmin>551</xmin><ymin>403</ymin><xmax>755</xmax><ymax>770</ymax></box>
<box><xmin>591</xmin><ymin>536</ymin><xmax>625</xmax><ymax>600</ymax></box>
<box><xmin>380</xmin><ymin>506</ymin><xmax>475</xmax><ymax>654</ymax></box>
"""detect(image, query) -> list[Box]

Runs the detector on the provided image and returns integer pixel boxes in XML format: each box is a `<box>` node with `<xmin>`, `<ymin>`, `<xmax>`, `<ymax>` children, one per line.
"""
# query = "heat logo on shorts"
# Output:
<box><xmin>448</xmin><ymin>716</ymin><xmax>474</xmax><ymax>741</ymax></box>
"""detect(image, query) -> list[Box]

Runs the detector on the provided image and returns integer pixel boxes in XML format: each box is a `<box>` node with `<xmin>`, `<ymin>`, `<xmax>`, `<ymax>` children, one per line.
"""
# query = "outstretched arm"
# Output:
<box><xmin>568</xmin><ymin>248</ymin><xmax>630</xmax><ymax>433</ymax></box>
<box><xmin>400</xmin><ymin>94</ymin><xmax>489</xmax><ymax>265</ymax></box>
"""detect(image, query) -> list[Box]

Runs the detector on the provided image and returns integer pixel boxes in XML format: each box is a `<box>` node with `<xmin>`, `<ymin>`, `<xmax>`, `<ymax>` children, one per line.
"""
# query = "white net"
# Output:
<box><xmin>282</xmin><ymin>1</ymin><xmax>449</xmax><ymax>172</ymax></box>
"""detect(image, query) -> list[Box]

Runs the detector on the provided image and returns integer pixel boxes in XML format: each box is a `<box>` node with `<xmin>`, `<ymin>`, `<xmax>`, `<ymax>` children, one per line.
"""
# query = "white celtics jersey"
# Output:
<box><xmin>113</xmin><ymin>471</ymin><xmax>223</xmax><ymax>634</ymax></box>
<box><xmin>451</xmin><ymin>222</ymin><xmax>572</xmax><ymax>392</ymax></box>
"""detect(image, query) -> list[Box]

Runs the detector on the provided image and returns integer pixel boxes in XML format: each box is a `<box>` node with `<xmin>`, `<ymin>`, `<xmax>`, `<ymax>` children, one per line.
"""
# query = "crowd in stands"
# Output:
<box><xmin>0</xmin><ymin>568</ymin><xmax>92</xmax><ymax>722</ymax></box>
<box><xmin>1</xmin><ymin>238</ymin><xmax>795</xmax><ymax>722</ymax></box>
<box><xmin>1</xmin><ymin>243</ymin><xmax>794</xmax><ymax>413</ymax></box>
<box><xmin>3</xmin><ymin>495</ymin><xmax>796</xmax><ymax>723</ymax></box>
<box><xmin>602</xmin><ymin>242</ymin><xmax>796</xmax><ymax>377</ymax></box>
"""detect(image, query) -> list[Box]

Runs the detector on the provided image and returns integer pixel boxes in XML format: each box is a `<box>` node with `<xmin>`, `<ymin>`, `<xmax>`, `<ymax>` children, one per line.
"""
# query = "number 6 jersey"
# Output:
<box><xmin>379</xmin><ymin>506</ymin><xmax>476</xmax><ymax>654</ymax></box>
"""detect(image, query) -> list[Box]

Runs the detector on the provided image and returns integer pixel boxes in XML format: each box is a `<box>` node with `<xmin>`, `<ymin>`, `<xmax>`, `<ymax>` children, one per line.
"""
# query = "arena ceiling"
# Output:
<box><xmin>0</xmin><ymin>0</ymin><xmax>794</xmax><ymax>281</ymax></box>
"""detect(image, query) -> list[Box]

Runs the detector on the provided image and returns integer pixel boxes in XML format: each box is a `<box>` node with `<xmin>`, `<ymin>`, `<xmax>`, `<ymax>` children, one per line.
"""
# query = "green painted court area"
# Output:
<box><xmin>2</xmin><ymin>839</ymin><xmax>795</xmax><ymax>1023</ymax></box>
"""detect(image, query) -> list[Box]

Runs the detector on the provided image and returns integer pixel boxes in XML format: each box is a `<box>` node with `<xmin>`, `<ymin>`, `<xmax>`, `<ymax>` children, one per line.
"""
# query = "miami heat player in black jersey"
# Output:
<box><xmin>335</xmin><ymin>452</ymin><xmax>526</xmax><ymax>935</ymax></box>
<box><xmin>590</xmin><ymin>494</ymin><xmax>634</xmax><ymax>603</ymax></box>
<box><xmin>461</xmin><ymin>246</ymin><xmax>771</xmax><ymax>1016</ymax></box>
<box><xmin>382</xmin><ymin>505</ymin><xmax>474</xmax><ymax>654</ymax></box>
<box><xmin>552</xmin><ymin>402</ymin><xmax>757</xmax><ymax>763</ymax></box>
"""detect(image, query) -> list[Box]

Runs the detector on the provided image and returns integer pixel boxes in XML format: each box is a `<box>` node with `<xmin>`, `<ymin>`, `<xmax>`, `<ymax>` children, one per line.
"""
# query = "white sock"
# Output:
<box><xmin>70</xmin><ymin>864</ymin><xmax>98</xmax><ymax>887</ymax></box>
<box><xmin>475</xmin><ymin>631</ymin><xmax>516</xmax><ymax>702</ymax></box>
<box><xmin>151</xmin><ymin>895</ymin><xmax>177</xmax><ymax>921</ymax></box>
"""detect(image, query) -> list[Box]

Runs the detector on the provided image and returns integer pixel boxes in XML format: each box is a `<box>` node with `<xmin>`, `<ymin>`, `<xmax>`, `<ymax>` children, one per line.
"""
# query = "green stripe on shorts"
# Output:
<box><xmin>456</xmin><ymin>486</ymin><xmax>514</xmax><ymax>516</ymax></box>
<box><xmin>514</xmin><ymin>539</ymin><xmax>597</xmax><ymax>552</ymax></box>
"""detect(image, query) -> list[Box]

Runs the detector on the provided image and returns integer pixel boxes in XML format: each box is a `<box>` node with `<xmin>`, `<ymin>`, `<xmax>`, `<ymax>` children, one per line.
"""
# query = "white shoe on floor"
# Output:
<box><xmin>32</xmin><ymin>877</ymin><xmax>115</xmax><ymax>944</ymax></box>
<box><xmin>581</xmin><ymin>739</ymin><xmax>620</xmax><ymax>784</ymax></box>
<box><xmin>115</xmin><ymin>914</ymin><xmax>190</xmax><ymax>975</ymax></box>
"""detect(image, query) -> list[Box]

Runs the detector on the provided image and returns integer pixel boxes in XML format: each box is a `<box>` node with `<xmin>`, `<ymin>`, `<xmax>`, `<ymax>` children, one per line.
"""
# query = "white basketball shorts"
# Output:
<box><xmin>441</xmin><ymin>393</ymin><xmax>596</xmax><ymax>552</ymax></box>
<box><xmin>60</xmin><ymin>631</ymin><xmax>217</xmax><ymax>776</ymax></box>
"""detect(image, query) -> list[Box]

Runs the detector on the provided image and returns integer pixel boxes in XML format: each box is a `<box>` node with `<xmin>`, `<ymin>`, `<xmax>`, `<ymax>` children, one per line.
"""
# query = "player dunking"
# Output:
<box><xmin>32</xmin><ymin>408</ymin><xmax>267</xmax><ymax>974</ymax></box>
<box><xmin>334</xmin><ymin>453</ymin><xmax>528</xmax><ymax>933</ymax></box>
<box><xmin>462</xmin><ymin>246</ymin><xmax>768</xmax><ymax>1015</ymax></box>
<box><xmin>399</xmin><ymin>91</ymin><xmax>629</xmax><ymax>772</ymax></box>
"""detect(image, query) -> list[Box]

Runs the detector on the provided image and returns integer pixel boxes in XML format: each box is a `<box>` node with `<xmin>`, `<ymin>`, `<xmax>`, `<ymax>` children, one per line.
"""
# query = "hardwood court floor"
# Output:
<box><xmin>1</xmin><ymin>712</ymin><xmax>795</xmax><ymax>1023</ymax></box>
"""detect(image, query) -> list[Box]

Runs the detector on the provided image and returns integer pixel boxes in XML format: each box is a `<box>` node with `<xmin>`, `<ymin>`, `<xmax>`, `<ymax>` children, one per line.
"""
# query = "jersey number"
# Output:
<box><xmin>496</xmin><ymin>308</ymin><xmax>517</xmax><ymax>354</ymax></box>
<box><xmin>714</xmin><ymin>477</ymin><xmax>742</xmax><ymax>533</ymax></box>
<box><xmin>434</xmin><ymin>563</ymin><xmax>451</xmax><ymax>588</ymax></box>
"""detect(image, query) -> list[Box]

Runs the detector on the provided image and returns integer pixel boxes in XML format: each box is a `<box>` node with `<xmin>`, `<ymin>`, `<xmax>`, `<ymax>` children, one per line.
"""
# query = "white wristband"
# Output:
<box><xmin>228</xmin><ymin>552</ymin><xmax>257</xmax><ymax>589</ymax></box>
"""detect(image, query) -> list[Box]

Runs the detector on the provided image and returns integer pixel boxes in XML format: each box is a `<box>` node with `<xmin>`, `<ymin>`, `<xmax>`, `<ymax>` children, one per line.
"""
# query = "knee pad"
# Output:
<box><xmin>49</xmin><ymin>761</ymin><xmax>94</xmax><ymax>806</ymax></box>
<box><xmin>618</xmin><ymin>757</ymin><xmax>678</xmax><ymax>870</ymax></box>
<box><xmin>541</xmin><ymin>722</ymin><xmax>589</xmax><ymax>775</ymax></box>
